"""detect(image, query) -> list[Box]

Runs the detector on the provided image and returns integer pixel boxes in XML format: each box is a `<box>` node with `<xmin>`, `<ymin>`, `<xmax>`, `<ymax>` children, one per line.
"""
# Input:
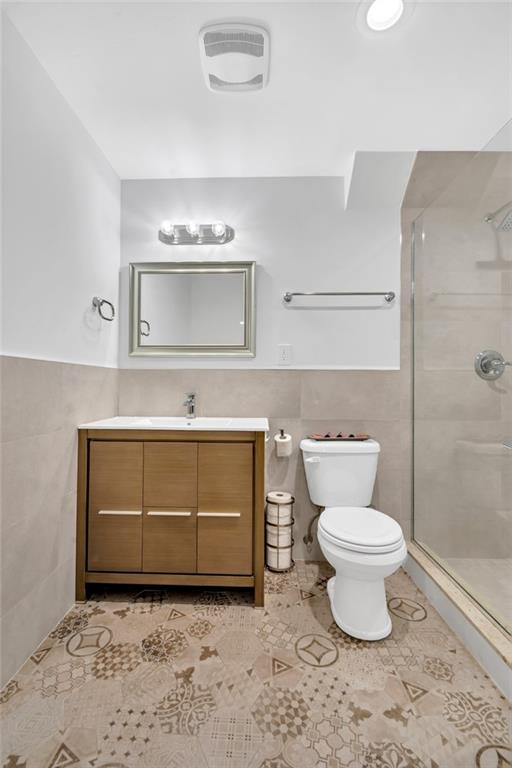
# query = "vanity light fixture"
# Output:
<box><xmin>158</xmin><ymin>221</ymin><xmax>235</xmax><ymax>245</ymax></box>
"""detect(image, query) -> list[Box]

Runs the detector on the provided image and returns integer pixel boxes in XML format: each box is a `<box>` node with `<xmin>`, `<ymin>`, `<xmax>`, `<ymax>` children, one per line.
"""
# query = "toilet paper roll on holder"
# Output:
<box><xmin>274</xmin><ymin>429</ymin><xmax>293</xmax><ymax>457</ymax></box>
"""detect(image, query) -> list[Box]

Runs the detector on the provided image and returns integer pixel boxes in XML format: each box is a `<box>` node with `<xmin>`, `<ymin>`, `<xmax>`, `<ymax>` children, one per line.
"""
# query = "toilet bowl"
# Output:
<box><xmin>300</xmin><ymin>438</ymin><xmax>406</xmax><ymax>640</ymax></box>
<box><xmin>318</xmin><ymin>506</ymin><xmax>407</xmax><ymax>640</ymax></box>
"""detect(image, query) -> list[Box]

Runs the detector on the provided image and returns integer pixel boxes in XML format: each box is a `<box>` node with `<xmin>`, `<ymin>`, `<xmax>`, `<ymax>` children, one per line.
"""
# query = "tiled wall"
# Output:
<box><xmin>118</xmin><ymin>369</ymin><xmax>411</xmax><ymax>559</ymax></box>
<box><xmin>0</xmin><ymin>356</ymin><xmax>118</xmax><ymax>686</ymax></box>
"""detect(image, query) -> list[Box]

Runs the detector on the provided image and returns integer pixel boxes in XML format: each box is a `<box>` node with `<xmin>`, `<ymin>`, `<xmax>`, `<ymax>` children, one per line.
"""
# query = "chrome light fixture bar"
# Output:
<box><xmin>158</xmin><ymin>221</ymin><xmax>235</xmax><ymax>245</ymax></box>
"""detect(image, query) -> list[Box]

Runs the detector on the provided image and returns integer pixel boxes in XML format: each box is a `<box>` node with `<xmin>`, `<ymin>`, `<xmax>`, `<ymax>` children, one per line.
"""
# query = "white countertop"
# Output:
<box><xmin>78</xmin><ymin>416</ymin><xmax>269</xmax><ymax>432</ymax></box>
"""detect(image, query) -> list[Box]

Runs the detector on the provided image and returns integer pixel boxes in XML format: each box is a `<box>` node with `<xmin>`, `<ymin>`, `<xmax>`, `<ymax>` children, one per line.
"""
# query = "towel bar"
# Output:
<box><xmin>283</xmin><ymin>291</ymin><xmax>395</xmax><ymax>304</ymax></box>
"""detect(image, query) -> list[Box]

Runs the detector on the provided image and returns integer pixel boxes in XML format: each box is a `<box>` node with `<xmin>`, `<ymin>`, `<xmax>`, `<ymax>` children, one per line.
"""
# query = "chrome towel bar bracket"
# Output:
<box><xmin>92</xmin><ymin>296</ymin><xmax>115</xmax><ymax>321</ymax></box>
<box><xmin>283</xmin><ymin>291</ymin><xmax>396</xmax><ymax>304</ymax></box>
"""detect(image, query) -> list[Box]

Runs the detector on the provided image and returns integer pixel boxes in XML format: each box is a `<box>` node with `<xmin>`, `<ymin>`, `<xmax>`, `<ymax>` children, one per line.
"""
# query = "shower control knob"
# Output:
<box><xmin>474</xmin><ymin>350</ymin><xmax>511</xmax><ymax>380</ymax></box>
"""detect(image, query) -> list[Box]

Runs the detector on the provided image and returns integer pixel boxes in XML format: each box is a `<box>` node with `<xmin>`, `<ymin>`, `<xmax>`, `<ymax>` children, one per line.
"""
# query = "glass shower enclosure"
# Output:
<box><xmin>412</xmin><ymin>122</ymin><xmax>512</xmax><ymax>634</ymax></box>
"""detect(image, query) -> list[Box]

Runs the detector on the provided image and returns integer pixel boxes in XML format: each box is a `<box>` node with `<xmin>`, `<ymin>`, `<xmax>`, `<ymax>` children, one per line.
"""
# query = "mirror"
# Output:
<box><xmin>129</xmin><ymin>261</ymin><xmax>255</xmax><ymax>356</ymax></box>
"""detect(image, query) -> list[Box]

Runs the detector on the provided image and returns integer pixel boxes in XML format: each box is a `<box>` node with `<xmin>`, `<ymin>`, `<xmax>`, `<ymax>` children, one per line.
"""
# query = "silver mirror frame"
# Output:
<box><xmin>129</xmin><ymin>261</ymin><xmax>255</xmax><ymax>357</ymax></box>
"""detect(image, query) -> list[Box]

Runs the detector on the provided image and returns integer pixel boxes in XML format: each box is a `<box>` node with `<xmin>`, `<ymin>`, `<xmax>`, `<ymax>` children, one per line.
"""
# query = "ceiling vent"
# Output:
<box><xmin>199</xmin><ymin>23</ymin><xmax>269</xmax><ymax>93</ymax></box>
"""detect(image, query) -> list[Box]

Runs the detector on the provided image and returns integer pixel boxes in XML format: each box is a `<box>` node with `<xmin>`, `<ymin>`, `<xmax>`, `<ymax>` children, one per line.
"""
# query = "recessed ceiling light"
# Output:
<box><xmin>366</xmin><ymin>0</ymin><xmax>404</xmax><ymax>31</ymax></box>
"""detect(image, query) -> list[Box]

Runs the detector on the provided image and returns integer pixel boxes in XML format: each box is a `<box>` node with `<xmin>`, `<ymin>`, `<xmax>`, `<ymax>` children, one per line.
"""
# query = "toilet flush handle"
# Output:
<box><xmin>305</xmin><ymin>456</ymin><xmax>321</xmax><ymax>464</ymax></box>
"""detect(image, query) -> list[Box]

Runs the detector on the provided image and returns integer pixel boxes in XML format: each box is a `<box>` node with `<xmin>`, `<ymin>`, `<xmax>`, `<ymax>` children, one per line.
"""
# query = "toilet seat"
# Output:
<box><xmin>318</xmin><ymin>506</ymin><xmax>404</xmax><ymax>554</ymax></box>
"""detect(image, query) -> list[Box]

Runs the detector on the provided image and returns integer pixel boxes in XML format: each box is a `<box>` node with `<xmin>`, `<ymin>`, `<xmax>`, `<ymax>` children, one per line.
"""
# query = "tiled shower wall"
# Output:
<box><xmin>118</xmin><ymin>369</ymin><xmax>411</xmax><ymax>559</ymax></box>
<box><xmin>0</xmin><ymin>357</ymin><xmax>118</xmax><ymax>685</ymax></box>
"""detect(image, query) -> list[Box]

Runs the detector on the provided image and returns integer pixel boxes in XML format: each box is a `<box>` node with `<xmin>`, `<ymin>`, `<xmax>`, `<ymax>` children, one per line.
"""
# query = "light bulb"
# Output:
<box><xmin>186</xmin><ymin>222</ymin><xmax>200</xmax><ymax>237</ymax></box>
<box><xmin>160</xmin><ymin>220</ymin><xmax>174</xmax><ymax>236</ymax></box>
<box><xmin>366</xmin><ymin>0</ymin><xmax>404</xmax><ymax>31</ymax></box>
<box><xmin>212</xmin><ymin>221</ymin><xmax>227</xmax><ymax>238</ymax></box>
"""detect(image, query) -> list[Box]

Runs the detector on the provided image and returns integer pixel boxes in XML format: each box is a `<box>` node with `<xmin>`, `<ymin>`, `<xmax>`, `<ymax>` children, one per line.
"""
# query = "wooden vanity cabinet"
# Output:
<box><xmin>76</xmin><ymin>429</ymin><xmax>265</xmax><ymax>606</ymax></box>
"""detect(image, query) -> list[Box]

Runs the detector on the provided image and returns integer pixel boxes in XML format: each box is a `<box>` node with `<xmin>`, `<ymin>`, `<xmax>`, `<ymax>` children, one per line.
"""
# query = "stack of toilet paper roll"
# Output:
<box><xmin>266</xmin><ymin>491</ymin><xmax>294</xmax><ymax>571</ymax></box>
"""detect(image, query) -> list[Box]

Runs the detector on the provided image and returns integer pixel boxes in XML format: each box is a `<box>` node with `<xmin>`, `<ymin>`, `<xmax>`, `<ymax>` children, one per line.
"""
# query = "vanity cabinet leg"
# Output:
<box><xmin>254</xmin><ymin>432</ymin><xmax>265</xmax><ymax>607</ymax></box>
<box><xmin>76</xmin><ymin>582</ymin><xmax>87</xmax><ymax>603</ymax></box>
<box><xmin>76</xmin><ymin>430</ymin><xmax>88</xmax><ymax>602</ymax></box>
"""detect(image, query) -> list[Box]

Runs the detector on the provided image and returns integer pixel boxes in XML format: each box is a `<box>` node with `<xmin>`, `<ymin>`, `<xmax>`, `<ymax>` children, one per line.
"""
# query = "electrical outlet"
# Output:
<box><xmin>278</xmin><ymin>344</ymin><xmax>292</xmax><ymax>365</ymax></box>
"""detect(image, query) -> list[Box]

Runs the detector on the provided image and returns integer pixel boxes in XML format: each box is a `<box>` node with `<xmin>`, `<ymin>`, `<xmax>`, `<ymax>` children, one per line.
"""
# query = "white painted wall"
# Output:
<box><xmin>120</xmin><ymin>154</ymin><xmax>415</xmax><ymax>369</ymax></box>
<box><xmin>1</xmin><ymin>18</ymin><xmax>120</xmax><ymax>367</ymax></box>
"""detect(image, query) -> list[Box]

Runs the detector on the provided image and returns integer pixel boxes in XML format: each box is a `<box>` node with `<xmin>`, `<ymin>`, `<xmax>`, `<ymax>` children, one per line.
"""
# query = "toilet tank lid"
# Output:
<box><xmin>300</xmin><ymin>438</ymin><xmax>380</xmax><ymax>454</ymax></box>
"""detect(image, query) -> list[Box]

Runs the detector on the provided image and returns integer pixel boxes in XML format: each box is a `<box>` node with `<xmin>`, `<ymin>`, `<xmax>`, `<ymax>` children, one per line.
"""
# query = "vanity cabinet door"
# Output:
<box><xmin>88</xmin><ymin>441</ymin><xmax>143</xmax><ymax>572</ymax></box>
<box><xmin>143</xmin><ymin>442</ymin><xmax>197</xmax><ymax>507</ymax></box>
<box><xmin>197</xmin><ymin>443</ymin><xmax>253</xmax><ymax>575</ymax></box>
<box><xmin>142</xmin><ymin>442</ymin><xmax>198</xmax><ymax>573</ymax></box>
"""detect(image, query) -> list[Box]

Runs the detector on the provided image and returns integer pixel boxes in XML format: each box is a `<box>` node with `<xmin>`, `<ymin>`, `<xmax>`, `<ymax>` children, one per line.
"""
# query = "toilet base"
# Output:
<box><xmin>327</xmin><ymin>576</ymin><xmax>392</xmax><ymax>641</ymax></box>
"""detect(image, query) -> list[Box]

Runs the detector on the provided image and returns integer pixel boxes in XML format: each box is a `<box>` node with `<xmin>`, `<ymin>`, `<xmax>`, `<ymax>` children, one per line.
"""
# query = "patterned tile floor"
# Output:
<box><xmin>1</xmin><ymin>563</ymin><xmax>510</xmax><ymax>768</ymax></box>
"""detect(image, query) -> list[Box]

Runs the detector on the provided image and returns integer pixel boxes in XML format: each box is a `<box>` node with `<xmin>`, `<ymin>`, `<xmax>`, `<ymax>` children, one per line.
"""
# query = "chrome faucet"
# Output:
<box><xmin>183</xmin><ymin>392</ymin><xmax>196</xmax><ymax>419</ymax></box>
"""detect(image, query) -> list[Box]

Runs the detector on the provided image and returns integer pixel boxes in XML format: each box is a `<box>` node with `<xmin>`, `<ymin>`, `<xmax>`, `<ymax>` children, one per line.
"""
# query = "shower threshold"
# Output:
<box><xmin>405</xmin><ymin>541</ymin><xmax>511</xmax><ymax>697</ymax></box>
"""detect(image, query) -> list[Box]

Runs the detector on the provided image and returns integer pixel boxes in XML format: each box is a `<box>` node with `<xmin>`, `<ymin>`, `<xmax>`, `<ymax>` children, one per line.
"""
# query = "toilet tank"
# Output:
<box><xmin>300</xmin><ymin>438</ymin><xmax>380</xmax><ymax>507</ymax></box>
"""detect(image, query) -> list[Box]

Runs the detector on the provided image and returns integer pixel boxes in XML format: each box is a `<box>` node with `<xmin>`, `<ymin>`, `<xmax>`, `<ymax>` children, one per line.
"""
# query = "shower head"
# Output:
<box><xmin>484</xmin><ymin>201</ymin><xmax>512</xmax><ymax>232</ymax></box>
<box><xmin>478</xmin><ymin>198</ymin><xmax>512</xmax><ymax>270</ymax></box>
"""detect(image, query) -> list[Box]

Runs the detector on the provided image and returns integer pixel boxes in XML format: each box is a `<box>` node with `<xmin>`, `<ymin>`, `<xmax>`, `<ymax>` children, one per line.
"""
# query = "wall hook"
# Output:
<box><xmin>92</xmin><ymin>296</ymin><xmax>115</xmax><ymax>321</ymax></box>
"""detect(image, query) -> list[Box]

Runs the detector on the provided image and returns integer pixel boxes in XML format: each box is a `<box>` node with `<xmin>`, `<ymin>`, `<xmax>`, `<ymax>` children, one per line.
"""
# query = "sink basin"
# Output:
<box><xmin>143</xmin><ymin>417</ymin><xmax>233</xmax><ymax>429</ymax></box>
<box><xmin>78</xmin><ymin>416</ymin><xmax>269</xmax><ymax>432</ymax></box>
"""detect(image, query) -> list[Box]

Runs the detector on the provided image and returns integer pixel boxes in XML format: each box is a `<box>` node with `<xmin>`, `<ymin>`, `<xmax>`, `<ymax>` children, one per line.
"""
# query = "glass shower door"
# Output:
<box><xmin>412</xmin><ymin>123</ymin><xmax>512</xmax><ymax>634</ymax></box>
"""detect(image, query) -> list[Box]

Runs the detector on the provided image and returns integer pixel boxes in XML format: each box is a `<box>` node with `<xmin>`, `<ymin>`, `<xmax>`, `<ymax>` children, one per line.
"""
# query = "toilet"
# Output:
<box><xmin>300</xmin><ymin>438</ymin><xmax>407</xmax><ymax>641</ymax></box>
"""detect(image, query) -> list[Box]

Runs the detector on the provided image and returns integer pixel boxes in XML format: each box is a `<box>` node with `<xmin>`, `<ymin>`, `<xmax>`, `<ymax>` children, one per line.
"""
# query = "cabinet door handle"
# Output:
<box><xmin>197</xmin><ymin>512</ymin><xmax>241</xmax><ymax>518</ymax></box>
<box><xmin>146</xmin><ymin>510</ymin><xmax>192</xmax><ymax>517</ymax></box>
<box><xmin>98</xmin><ymin>510</ymin><xmax>142</xmax><ymax>516</ymax></box>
